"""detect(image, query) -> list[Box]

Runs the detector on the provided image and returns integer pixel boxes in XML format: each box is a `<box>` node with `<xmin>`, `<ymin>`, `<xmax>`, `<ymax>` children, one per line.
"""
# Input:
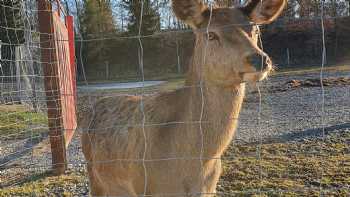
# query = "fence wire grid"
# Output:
<box><xmin>0</xmin><ymin>0</ymin><xmax>350</xmax><ymax>196</ymax></box>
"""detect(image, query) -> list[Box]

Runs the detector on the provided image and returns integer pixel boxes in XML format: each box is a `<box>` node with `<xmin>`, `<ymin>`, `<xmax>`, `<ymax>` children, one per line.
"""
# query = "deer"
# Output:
<box><xmin>81</xmin><ymin>0</ymin><xmax>286</xmax><ymax>196</ymax></box>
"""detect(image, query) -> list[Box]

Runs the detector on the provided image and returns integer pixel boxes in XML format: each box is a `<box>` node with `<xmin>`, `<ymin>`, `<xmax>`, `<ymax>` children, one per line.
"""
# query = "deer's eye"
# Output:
<box><xmin>207</xmin><ymin>32</ymin><xmax>219</xmax><ymax>41</ymax></box>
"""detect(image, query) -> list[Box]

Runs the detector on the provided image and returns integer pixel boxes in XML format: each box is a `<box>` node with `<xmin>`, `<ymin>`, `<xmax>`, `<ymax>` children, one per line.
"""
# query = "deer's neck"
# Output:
<box><xmin>182</xmin><ymin>48</ymin><xmax>246</xmax><ymax>158</ymax></box>
<box><xmin>184</xmin><ymin>83</ymin><xmax>245</xmax><ymax>158</ymax></box>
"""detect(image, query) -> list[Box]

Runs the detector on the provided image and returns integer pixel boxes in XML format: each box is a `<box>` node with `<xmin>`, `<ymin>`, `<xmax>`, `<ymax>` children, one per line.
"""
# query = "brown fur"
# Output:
<box><xmin>172</xmin><ymin>0</ymin><xmax>207</xmax><ymax>28</ymax></box>
<box><xmin>241</xmin><ymin>0</ymin><xmax>287</xmax><ymax>24</ymax></box>
<box><xmin>81</xmin><ymin>0</ymin><xmax>286</xmax><ymax>196</ymax></box>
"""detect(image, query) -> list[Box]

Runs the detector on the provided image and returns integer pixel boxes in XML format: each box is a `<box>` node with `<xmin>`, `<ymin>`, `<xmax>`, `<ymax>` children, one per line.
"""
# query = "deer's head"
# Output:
<box><xmin>172</xmin><ymin>0</ymin><xmax>286</xmax><ymax>86</ymax></box>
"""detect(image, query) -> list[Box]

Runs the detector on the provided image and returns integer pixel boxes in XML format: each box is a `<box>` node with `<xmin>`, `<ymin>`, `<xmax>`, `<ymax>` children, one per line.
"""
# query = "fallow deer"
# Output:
<box><xmin>81</xmin><ymin>0</ymin><xmax>286</xmax><ymax>196</ymax></box>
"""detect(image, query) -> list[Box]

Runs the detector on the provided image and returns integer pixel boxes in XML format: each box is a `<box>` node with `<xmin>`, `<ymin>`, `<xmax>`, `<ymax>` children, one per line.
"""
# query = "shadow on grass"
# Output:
<box><xmin>0</xmin><ymin>170</ymin><xmax>53</xmax><ymax>188</ymax></box>
<box><xmin>237</xmin><ymin>122</ymin><xmax>350</xmax><ymax>146</ymax></box>
<box><xmin>276</xmin><ymin>122</ymin><xmax>350</xmax><ymax>143</ymax></box>
<box><xmin>0</xmin><ymin>133</ymin><xmax>48</xmax><ymax>168</ymax></box>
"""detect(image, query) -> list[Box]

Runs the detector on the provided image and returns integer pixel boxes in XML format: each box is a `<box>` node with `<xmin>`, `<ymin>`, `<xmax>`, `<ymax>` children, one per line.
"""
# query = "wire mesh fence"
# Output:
<box><xmin>1</xmin><ymin>0</ymin><xmax>350</xmax><ymax>196</ymax></box>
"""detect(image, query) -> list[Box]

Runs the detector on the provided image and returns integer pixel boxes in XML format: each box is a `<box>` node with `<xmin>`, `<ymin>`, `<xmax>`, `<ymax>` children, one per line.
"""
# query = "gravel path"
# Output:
<box><xmin>1</xmin><ymin>70</ymin><xmax>349</xmax><ymax>191</ymax></box>
<box><xmin>237</xmin><ymin>70</ymin><xmax>350</xmax><ymax>142</ymax></box>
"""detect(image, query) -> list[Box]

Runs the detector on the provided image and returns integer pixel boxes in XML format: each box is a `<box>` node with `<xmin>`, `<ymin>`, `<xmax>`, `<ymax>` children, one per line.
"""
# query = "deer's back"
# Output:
<box><xmin>81</xmin><ymin>90</ymin><xmax>188</xmax><ymax>162</ymax></box>
<box><xmin>81</xmin><ymin>95</ymin><xmax>145</xmax><ymax>162</ymax></box>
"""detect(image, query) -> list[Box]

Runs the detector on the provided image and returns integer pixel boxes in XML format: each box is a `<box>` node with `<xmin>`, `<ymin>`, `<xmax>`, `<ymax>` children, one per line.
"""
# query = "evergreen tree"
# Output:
<box><xmin>79</xmin><ymin>0</ymin><xmax>117</xmax><ymax>71</ymax></box>
<box><xmin>80</xmin><ymin>0</ymin><xmax>116</xmax><ymax>38</ymax></box>
<box><xmin>121</xmin><ymin>0</ymin><xmax>160</xmax><ymax>35</ymax></box>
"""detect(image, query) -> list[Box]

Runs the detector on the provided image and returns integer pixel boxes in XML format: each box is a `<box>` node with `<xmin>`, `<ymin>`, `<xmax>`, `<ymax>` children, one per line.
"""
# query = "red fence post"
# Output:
<box><xmin>65</xmin><ymin>16</ymin><xmax>76</xmax><ymax>100</ymax></box>
<box><xmin>65</xmin><ymin>15</ymin><xmax>77</xmax><ymax>145</ymax></box>
<box><xmin>37</xmin><ymin>0</ymin><xmax>67</xmax><ymax>175</ymax></box>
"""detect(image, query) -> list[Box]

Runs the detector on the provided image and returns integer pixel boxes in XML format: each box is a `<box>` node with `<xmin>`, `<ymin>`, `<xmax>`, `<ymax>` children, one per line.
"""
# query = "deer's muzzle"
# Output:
<box><xmin>242</xmin><ymin>52</ymin><xmax>273</xmax><ymax>83</ymax></box>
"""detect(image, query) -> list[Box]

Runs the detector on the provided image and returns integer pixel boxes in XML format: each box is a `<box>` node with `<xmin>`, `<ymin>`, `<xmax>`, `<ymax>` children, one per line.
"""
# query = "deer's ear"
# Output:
<box><xmin>172</xmin><ymin>0</ymin><xmax>208</xmax><ymax>29</ymax></box>
<box><xmin>241</xmin><ymin>0</ymin><xmax>286</xmax><ymax>24</ymax></box>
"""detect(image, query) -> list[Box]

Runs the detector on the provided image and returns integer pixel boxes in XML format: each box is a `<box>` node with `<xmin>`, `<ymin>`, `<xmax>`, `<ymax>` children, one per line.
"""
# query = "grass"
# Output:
<box><xmin>219</xmin><ymin>131</ymin><xmax>350</xmax><ymax>196</ymax></box>
<box><xmin>1</xmin><ymin>131</ymin><xmax>348</xmax><ymax>196</ymax></box>
<box><xmin>273</xmin><ymin>64</ymin><xmax>350</xmax><ymax>76</ymax></box>
<box><xmin>78</xmin><ymin>78</ymin><xmax>185</xmax><ymax>96</ymax></box>
<box><xmin>0</xmin><ymin>171</ymin><xmax>86</xmax><ymax>197</ymax></box>
<box><xmin>78</xmin><ymin>64</ymin><xmax>350</xmax><ymax>99</ymax></box>
<box><xmin>78</xmin><ymin>64</ymin><xmax>350</xmax><ymax>98</ymax></box>
<box><xmin>79</xmin><ymin>64</ymin><xmax>350</xmax><ymax>85</ymax></box>
<box><xmin>0</xmin><ymin>105</ymin><xmax>48</xmax><ymax>139</ymax></box>
<box><xmin>79</xmin><ymin>72</ymin><xmax>184</xmax><ymax>85</ymax></box>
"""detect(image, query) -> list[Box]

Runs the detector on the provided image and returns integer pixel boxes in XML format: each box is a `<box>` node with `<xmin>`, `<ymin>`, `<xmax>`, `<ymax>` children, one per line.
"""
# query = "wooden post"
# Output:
<box><xmin>15</xmin><ymin>46</ymin><xmax>21</xmax><ymax>102</ymax></box>
<box><xmin>286</xmin><ymin>48</ymin><xmax>290</xmax><ymax>67</ymax></box>
<box><xmin>0</xmin><ymin>40</ymin><xmax>2</xmax><ymax>71</ymax></box>
<box><xmin>175</xmin><ymin>36</ymin><xmax>181</xmax><ymax>74</ymax></box>
<box><xmin>37</xmin><ymin>0</ymin><xmax>67</xmax><ymax>175</ymax></box>
<box><xmin>105</xmin><ymin>61</ymin><xmax>109</xmax><ymax>80</ymax></box>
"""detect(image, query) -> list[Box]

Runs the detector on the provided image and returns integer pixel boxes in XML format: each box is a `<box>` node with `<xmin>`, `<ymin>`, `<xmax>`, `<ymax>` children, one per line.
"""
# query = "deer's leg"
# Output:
<box><xmin>87</xmin><ymin>164</ymin><xmax>106</xmax><ymax>196</ymax></box>
<box><xmin>202</xmin><ymin>160</ymin><xmax>222</xmax><ymax>197</ymax></box>
<box><xmin>88</xmin><ymin>174</ymin><xmax>137</xmax><ymax>197</ymax></box>
<box><xmin>108</xmin><ymin>185</ymin><xmax>138</xmax><ymax>197</ymax></box>
<box><xmin>89</xmin><ymin>180</ymin><xmax>105</xmax><ymax>197</ymax></box>
<box><xmin>87</xmin><ymin>164</ymin><xmax>138</xmax><ymax>197</ymax></box>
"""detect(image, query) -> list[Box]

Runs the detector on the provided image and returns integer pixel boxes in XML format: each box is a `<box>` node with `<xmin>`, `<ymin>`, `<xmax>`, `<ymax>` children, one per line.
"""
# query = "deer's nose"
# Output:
<box><xmin>247</xmin><ymin>54</ymin><xmax>266</xmax><ymax>71</ymax></box>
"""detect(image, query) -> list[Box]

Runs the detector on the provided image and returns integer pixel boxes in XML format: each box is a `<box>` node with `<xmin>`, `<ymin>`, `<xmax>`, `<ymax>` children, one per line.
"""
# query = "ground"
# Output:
<box><xmin>0</xmin><ymin>105</ymin><xmax>47</xmax><ymax>139</ymax></box>
<box><xmin>0</xmin><ymin>66</ymin><xmax>349</xmax><ymax>196</ymax></box>
<box><xmin>1</xmin><ymin>130</ymin><xmax>349</xmax><ymax>196</ymax></box>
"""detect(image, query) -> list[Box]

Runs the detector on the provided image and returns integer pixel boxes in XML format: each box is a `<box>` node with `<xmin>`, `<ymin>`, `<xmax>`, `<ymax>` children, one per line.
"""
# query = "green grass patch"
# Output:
<box><xmin>79</xmin><ymin>72</ymin><xmax>185</xmax><ymax>85</ymax></box>
<box><xmin>0</xmin><ymin>171</ymin><xmax>86</xmax><ymax>197</ymax></box>
<box><xmin>274</xmin><ymin>64</ymin><xmax>350</xmax><ymax>76</ymax></box>
<box><xmin>79</xmin><ymin>64</ymin><xmax>349</xmax><ymax>97</ymax></box>
<box><xmin>0</xmin><ymin>105</ymin><xmax>48</xmax><ymax>139</ymax></box>
<box><xmin>79</xmin><ymin>78</ymin><xmax>185</xmax><ymax>96</ymax></box>
<box><xmin>78</xmin><ymin>64</ymin><xmax>350</xmax><ymax>85</ymax></box>
<box><xmin>220</xmin><ymin>131</ymin><xmax>350</xmax><ymax>196</ymax></box>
